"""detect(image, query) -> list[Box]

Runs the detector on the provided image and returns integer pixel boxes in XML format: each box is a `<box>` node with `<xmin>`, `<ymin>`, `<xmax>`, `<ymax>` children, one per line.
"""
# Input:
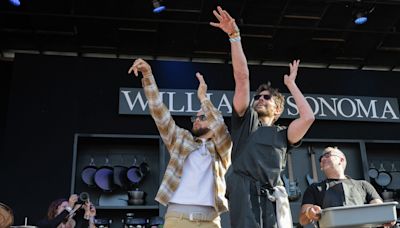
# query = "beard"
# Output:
<box><xmin>254</xmin><ymin>103</ymin><xmax>274</xmax><ymax>118</ymax></box>
<box><xmin>192</xmin><ymin>127</ymin><xmax>211</xmax><ymax>137</ymax></box>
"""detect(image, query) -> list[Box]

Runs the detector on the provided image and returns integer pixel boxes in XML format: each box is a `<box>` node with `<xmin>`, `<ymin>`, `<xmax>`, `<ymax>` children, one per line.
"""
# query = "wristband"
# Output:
<box><xmin>229</xmin><ymin>36</ymin><xmax>241</xmax><ymax>42</ymax></box>
<box><xmin>65</xmin><ymin>206</ymin><xmax>72</xmax><ymax>212</ymax></box>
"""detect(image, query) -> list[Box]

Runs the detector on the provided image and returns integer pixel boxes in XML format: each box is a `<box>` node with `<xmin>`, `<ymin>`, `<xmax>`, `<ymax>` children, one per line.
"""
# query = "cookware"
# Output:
<box><xmin>126</xmin><ymin>158</ymin><xmax>143</xmax><ymax>185</ymax></box>
<box><xmin>368</xmin><ymin>162</ymin><xmax>379</xmax><ymax>179</ymax></box>
<box><xmin>381</xmin><ymin>190</ymin><xmax>394</xmax><ymax>202</ymax></box>
<box><xmin>81</xmin><ymin>158</ymin><xmax>97</xmax><ymax>187</ymax></box>
<box><xmin>128</xmin><ymin>198</ymin><xmax>144</xmax><ymax>205</ymax></box>
<box><xmin>387</xmin><ymin>162</ymin><xmax>400</xmax><ymax>190</ymax></box>
<box><xmin>376</xmin><ymin>163</ymin><xmax>392</xmax><ymax>187</ymax></box>
<box><xmin>128</xmin><ymin>189</ymin><xmax>144</xmax><ymax>199</ymax></box>
<box><xmin>94</xmin><ymin>158</ymin><xmax>115</xmax><ymax>192</ymax></box>
<box><xmin>113</xmin><ymin>165</ymin><xmax>129</xmax><ymax>190</ymax></box>
<box><xmin>139</xmin><ymin>158</ymin><xmax>150</xmax><ymax>177</ymax></box>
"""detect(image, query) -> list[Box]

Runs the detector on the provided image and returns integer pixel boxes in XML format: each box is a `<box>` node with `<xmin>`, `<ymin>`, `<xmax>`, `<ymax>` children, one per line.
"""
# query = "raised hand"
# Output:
<box><xmin>128</xmin><ymin>58</ymin><xmax>152</xmax><ymax>77</ymax></box>
<box><xmin>196</xmin><ymin>72</ymin><xmax>207</xmax><ymax>102</ymax></box>
<box><xmin>284</xmin><ymin>60</ymin><xmax>300</xmax><ymax>86</ymax></box>
<box><xmin>68</xmin><ymin>194</ymin><xmax>78</xmax><ymax>208</ymax></box>
<box><xmin>210</xmin><ymin>6</ymin><xmax>239</xmax><ymax>36</ymax></box>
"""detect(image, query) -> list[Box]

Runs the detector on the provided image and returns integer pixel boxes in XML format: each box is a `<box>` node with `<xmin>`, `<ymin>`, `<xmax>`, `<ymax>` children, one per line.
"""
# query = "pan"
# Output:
<box><xmin>113</xmin><ymin>165</ymin><xmax>129</xmax><ymax>190</ymax></box>
<box><xmin>126</xmin><ymin>158</ymin><xmax>143</xmax><ymax>185</ymax></box>
<box><xmin>387</xmin><ymin>162</ymin><xmax>400</xmax><ymax>190</ymax></box>
<box><xmin>368</xmin><ymin>162</ymin><xmax>379</xmax><ymax>179</ymax></box>
<box><xmin>375</xmin><ymin>162</ymin><xmax>392</xmax><ymax>187</ymax></box>
<box><xmin>94</xmin><ymin>158</ymin><xmax>115</xmax><ymax>192</ymax></box>
<box><xmin>81</xmin><ymin>157</ymin><xmax>97</xmax><ymax>187</ymax></box>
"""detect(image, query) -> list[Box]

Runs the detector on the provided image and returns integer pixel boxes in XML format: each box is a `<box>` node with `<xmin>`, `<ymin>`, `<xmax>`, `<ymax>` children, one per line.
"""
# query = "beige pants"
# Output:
<box><xmin>164</xmin><ymin>214</ymin><xmax>221</xmax><ymax>228</ymax></box>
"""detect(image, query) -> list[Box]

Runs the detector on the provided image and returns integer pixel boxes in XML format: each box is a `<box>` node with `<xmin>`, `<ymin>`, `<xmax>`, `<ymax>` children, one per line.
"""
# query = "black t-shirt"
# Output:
<box><xmin>302</xmin><ymin>178</ymin><xmax>382</xmax><ymax>209</ymax></box>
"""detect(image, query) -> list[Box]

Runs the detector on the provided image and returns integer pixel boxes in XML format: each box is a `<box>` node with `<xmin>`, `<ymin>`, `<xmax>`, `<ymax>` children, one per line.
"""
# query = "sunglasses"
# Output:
<box><xmin>254</xmin><ymin>94</ymin><xmax>272</xmax><ymax>101</ymax></box>
<box><xmin>190</xmin><ymin>114</ymin><xmax>207</xmax><ymax>123</ymax></box>
<box><xmin>319</xmin><ymin>152</ymin><xmax>341</xmax><ymax>162</ymax></box>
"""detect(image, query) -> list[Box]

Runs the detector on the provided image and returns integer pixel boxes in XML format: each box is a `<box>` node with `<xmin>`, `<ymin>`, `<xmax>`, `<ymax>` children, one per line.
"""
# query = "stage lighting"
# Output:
<box><xmin>354</xmin><ymin>12</ymin><xmax>368</xmax><ymax>25</ymax></box>
<box><xmin>152</xmin><ymin>0</ymin><xmax>166</xmax><ymax>13</ymax></box>
<box><xmin>9</xmin><ymin>0</ymin><xmax>21</xmax><ymax>6</ymax></box>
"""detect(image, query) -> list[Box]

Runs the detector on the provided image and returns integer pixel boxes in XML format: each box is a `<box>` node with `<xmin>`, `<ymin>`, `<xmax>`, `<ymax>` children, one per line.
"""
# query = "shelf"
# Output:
<box><xmin>97</xmin><ymin>205</ymin><xmax>159</xmax><ymax>210</ymax></box>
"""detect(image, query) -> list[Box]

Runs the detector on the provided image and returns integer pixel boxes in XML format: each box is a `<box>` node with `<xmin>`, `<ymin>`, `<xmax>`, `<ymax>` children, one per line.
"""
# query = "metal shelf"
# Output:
<box><xmin>97</xmin><ymin>205</ymin><xmax>159</xmax><ymax>210</ymax></box>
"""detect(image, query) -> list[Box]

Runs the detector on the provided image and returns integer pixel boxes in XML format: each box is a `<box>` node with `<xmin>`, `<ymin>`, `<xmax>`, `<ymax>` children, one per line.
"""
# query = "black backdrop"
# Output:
<box><xmin>1</xmin><ymin>53</ymin><xmax>400</xmax><ymax>225</ymax></box>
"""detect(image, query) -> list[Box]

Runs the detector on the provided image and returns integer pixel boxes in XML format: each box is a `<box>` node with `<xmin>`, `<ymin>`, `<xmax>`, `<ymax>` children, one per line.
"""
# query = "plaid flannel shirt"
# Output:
<box><xmin>142</xmin><ymin>74</ymin><xmax>232</xmax><ymax>214</ymax></box>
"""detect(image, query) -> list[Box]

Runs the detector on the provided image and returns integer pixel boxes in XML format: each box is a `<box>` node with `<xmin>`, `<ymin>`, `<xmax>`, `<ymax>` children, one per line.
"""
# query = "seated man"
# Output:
<box><xmin>299</xmin><ymin>146</ymin><xmax>395</xmax><ymax>228</ymax></box>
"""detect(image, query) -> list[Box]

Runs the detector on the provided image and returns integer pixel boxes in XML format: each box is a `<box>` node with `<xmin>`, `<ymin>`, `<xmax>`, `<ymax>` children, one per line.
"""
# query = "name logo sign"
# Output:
<box><xmin>119</xmin><ymin>88</ymin><xmax>400</xmax><ymax>123</ymax></box>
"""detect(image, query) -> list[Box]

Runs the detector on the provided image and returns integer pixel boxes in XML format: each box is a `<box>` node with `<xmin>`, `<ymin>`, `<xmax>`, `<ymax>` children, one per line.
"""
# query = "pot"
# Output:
<box><xmin>128</xmin><ymin>189</ymin><xmax>144</xmax><ymax>199</ymax></box>
<box><xmin>94</xmin><ymin>158</ymin><xmax>115</xmax><ymax>192</ymax></box>
<box><xmin>128</xmin><ymin>198</ymin><xmax>144</xmax><ymax>205</ymax></box>
<box><xmin>81</xmin><ymin>158</ymin><xmax>97</xmax><ymax>187</ymax></box>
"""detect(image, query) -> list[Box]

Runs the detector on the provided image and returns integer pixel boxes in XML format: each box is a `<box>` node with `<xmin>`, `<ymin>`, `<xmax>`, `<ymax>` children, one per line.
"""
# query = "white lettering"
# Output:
<box><xmin>217</xmin><ymin>94</ymin><xmax>232</xmax><ymax>113</ymax></box>
<box><xmin>121</xmin><ymin>90</ymin><xmax>148</xmax><ymax>111</ymax></box>
<box><xmin>166</xmin><ymin>92</ymin><xmax>185</xmax><ymax>112</ymax></box>
<box><xmin>355</xmin><ymin>99</ymin><xmax>378</xmax><ymax>118</ymax></box>
<box><xmin>337</xmin><ymin>98</ymin><xmax>356</xmax><ymax>118</ymax></box>
<box><xmin>318</xmin><ymin>97</ymin><xmax>337</xmax><ymax>117</ymax></box>
<box><xmin>286</xmin><ymin>96</ymin><xmax>299</xmax><ymax>115</ymax></box>
<box><xmin>185</xmin><ymin>92</ymin><xmax>201</xmax><ymax>112</ymax></box>
<box><xmin>380</xmin><ymin>101</ymin><xmax>400</xmax><ymax>119</ymax></box>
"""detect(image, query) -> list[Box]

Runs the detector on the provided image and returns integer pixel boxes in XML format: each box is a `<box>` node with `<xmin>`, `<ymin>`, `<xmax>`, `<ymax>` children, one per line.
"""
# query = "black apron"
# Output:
<box><xmin>226</xmin><ymin>126</ymin><xmax>288</xmax><ymax>228</ymax></box>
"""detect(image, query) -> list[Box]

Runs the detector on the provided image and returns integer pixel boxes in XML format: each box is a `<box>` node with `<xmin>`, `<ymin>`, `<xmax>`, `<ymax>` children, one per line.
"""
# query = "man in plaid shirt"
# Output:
<box><xmin>129</xmin><ymin>59</ymin><xmax>232</xmax><ymax>228</ymax></box>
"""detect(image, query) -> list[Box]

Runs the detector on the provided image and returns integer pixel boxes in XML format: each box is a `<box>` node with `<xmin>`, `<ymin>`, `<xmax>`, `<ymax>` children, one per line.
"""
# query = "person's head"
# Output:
<box><xmin>319</xmin><ymin>146</ymin><xmax>347</xmax><ymax>174</ymax></box>
<box><xmin>47</xmin><ymin>198</ymin><xmax>68</xmax><ymax>219</ymax></box>
<box><xmin>191</xmin><ymin>111</ymin><xmax>211</xmax><ymax>137</ymax></box>
<box><xmin>252</xmin><ymin>82</ymin><xmax>285</xmax><ymax>123</ymax></box>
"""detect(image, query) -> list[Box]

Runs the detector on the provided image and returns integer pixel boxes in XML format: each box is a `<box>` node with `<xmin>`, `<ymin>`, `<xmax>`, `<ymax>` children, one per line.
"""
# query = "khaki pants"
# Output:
<box><xmin>164</xmin><ymin>213</ymin><xmax>221</xmax><ymax>228</ymax></box>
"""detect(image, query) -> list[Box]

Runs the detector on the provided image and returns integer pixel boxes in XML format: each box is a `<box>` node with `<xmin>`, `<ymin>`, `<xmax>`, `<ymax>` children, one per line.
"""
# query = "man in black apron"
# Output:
<box><xmin>300</xmin><ymin>146</ymin><xmax>395</xmax><ymax>227</ymax></box>
<box><xmin>210</xmin><ymin>6</ymin><xmax>315</xmax><ymax>228</ymax></box>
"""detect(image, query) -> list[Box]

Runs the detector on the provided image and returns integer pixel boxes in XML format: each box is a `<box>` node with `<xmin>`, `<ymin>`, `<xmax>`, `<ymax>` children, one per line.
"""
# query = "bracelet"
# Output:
<box><xmin>228</xmin><ymin>31</ymin><xmax>240</xmax><ymax>38</ymax></box>
<box><xmin>229</xmin><ymin>36</ymin><xmax>241</xmax><ymax>42</ymax></box>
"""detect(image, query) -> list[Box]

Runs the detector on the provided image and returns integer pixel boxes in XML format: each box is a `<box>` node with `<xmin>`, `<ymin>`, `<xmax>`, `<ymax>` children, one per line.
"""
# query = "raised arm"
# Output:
<box><xmin>210</xmin><ymin>6</ymin><xmax>249</xmax><ymax>117</ymax></box>
<box><xmin>197</xmin><ymin>72</ymin><xmax>232</xmax><ymax>168</ymax></box>
<box><xmin>285</xmin><ymin>60</ymin><xmax>315</xmax><ymax>144</ymax></box>
<box><xmin>128</xmin><ymin>59</ymin><xmax>183</xmax><ymax>153</ymax></box>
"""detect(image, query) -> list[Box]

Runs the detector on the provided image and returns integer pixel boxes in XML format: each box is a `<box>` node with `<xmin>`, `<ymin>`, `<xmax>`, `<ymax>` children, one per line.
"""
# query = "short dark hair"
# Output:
<box><xmin>255</xmin><ymin>82</ymin><xmax>285</xmax><ymax>123</ymax></box>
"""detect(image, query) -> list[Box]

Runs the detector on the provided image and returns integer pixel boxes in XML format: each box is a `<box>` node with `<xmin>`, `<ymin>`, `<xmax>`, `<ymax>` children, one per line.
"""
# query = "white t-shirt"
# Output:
<box><xmin>169</xmin><ymin>139</ymin><xmax>215</xmax><ymax>206</ymax></box>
